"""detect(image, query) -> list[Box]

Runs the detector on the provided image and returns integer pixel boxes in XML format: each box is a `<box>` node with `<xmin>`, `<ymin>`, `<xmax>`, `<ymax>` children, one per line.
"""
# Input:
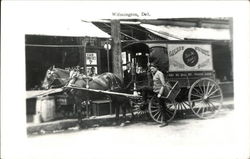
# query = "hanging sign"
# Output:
<box><xmin>167</xmin><ymin>44</ymin><xmax>213</xmax><ymax>72</ymax></box>
<box><xmin>86</xmin><ymin>53</ymin><xmax>97</xmax><ymax>65</ymax></box>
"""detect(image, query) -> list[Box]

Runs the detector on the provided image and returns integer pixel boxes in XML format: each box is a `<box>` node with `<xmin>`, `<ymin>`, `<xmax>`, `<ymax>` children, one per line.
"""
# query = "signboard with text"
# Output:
<box><xmin>86</xmin><ymin>53</ymin><xmax>97</xmax><ymax>65</ymax></box>
<box><xmin>168</xmin><ymin>44</ymin><xmax>213</xmax><ymax>72</ymax></box>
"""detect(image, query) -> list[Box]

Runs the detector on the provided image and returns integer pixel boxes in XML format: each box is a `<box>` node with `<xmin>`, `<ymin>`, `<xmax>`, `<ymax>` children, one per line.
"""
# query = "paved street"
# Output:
<box><xmin>22</xmin><ymin>106</ymin><xmax>249</xmax><ymax>159</ymax></box>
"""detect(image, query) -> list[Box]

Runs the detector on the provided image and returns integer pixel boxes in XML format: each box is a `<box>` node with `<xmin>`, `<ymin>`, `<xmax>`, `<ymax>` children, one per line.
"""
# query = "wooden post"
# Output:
<box><xmin>105</xmin><ymin>40</ymin><xmax>110</xmax><ymax>72</ymax></box>
<box><xmin>77</xmin><ymin>37</ymin><xmax>84</xmax><ymax>67</ymax></box>
<box><xmin>77</xmin><ymin>37</ymin><xmax>88</xmax><ymax>73</ymax></box>
<box><xmin>229</xmin><ymin>18</ymin><xmax>233</xmax><ymax>81</ymax></box>
<box><xmin>83</xmin><ymin>39</ymin><xmax>87</xmax><ymax>74</ymax></box>
<box><xmin>111</xmin><ymin>20</ymin><xmax>123</xmax><ymax>82</ymax></box>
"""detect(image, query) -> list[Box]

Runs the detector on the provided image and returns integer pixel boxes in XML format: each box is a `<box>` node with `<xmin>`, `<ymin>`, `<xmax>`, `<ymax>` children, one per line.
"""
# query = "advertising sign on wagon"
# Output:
<box><xmin>168</xmin><ymin>44</ymin><xmax>213</xmax><ymax>72</ymax></box>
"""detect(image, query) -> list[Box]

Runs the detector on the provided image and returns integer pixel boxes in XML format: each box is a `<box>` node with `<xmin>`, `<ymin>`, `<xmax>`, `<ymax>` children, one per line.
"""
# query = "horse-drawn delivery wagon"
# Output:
<box><xmin>41</xmin><ymin>40</ymin><xmax>223</xmax><ymax>125</ymax></box>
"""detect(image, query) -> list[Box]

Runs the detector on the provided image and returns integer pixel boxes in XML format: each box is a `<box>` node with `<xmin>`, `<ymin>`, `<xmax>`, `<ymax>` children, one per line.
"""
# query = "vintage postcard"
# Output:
<box><xmin>1</xmin><ymin>1</ymin><xmax>250</xmax><ymax>159</ymax></box>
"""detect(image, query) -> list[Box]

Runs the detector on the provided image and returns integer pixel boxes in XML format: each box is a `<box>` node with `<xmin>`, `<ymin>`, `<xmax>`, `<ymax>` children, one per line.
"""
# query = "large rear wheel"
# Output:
<box><xmin>188</xmin><ymin>78</ymin><xmax>223</xmax><ymax>119</ymax></box>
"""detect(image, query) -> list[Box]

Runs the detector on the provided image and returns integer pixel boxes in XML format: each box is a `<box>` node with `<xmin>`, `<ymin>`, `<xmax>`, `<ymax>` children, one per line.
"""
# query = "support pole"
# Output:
<box><xmin>106</xmin><ymin>41</ymin><xmax>110</xmax><ymax>72</ymax></box>
<box><xmin>111</xmin><ymin>20</ymin><xmax>123</xmax><ymax>83</ymax></box>
<box><xmin>78</xmin><ymin>37</ymin><xmax>87</xmax><ymax>73</ymax></box>
<box><xmin>83</xmin><ymin>40</ymin><xmax>87</xmax><ymax>74</ymax></box>
<box><xmin>77</xmin><ymin>38</ymin><xmax>85</xmax><ymax>67</ymax></box>
<box><xmin>229</xmin><ymin>17</ymin><xmax>233</xmax><ymax>81</ymax></box>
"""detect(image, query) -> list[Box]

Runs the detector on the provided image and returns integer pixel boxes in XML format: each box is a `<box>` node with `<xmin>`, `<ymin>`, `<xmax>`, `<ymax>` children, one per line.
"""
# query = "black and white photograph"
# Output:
<box><xmin>1</xmin><ymin>1</ymin><xmax>250</xmax><ymax>159</ymax></box>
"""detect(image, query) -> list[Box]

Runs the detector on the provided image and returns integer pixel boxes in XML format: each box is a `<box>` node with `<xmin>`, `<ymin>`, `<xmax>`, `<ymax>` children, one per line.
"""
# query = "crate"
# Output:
<box><xmin>91</xmin><ymin>100</ymin><xmax>112</xmax><ymax>116</ymax></box>
<box><xmin>36</xmin><ymin>96</ymin><xmax>56</xmax><ymax>122</ymax></box>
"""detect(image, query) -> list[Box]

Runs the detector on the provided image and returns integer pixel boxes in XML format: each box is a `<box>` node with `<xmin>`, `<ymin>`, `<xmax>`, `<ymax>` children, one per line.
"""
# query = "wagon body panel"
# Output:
<box><xmin>166</xmin><ymin>70</ymin><xmax>215</xmax><ymax>88</ymax></box>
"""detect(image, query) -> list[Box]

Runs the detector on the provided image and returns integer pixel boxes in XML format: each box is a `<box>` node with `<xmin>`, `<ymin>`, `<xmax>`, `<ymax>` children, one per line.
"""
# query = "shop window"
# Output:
<box><xmin>86</xmin><ymin>52</ymin><xmax>98</xmax><ymax>75</ymax></box>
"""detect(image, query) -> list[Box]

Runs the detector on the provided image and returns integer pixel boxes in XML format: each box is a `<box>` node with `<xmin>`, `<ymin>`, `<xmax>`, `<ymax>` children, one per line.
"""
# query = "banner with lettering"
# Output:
<box><xmin>167</xmin><ymin>44</ymin><xmax>213</xmax><ymax>72</ymax></box>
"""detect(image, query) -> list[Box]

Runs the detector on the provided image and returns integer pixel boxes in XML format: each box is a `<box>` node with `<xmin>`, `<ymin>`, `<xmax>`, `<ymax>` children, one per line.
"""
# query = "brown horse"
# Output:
<box><xmin>42</xmin><ymin>67</ymin><xmax>132</xmax><ymax>126</ymax></box>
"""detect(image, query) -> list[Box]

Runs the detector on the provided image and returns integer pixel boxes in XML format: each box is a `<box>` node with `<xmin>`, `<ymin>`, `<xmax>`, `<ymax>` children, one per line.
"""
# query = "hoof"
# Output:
<box><xmin>112</xmin><ymin>122</ymin><xmax>118</xmax><ymax>126</ymax></box>
<box><xmin>125</xmin><ymin>120</ymin><xmax>131</xmax><ymax>124</ymax></box>
<box><xmin>68</xmin><ymin>126</ymin><xmax>80</xmax><ymax>130</ymax></box>
<box><xmin>40</xmin><ymin>129</ymin><xmax>46</xmax><ymax>134</ymax></box>
<box><xmin>93</xmin><ymin>124</ymin><xmax>99</xmax><ymax>128</ymax></box>
<box><xmin>120</xmin><ymin>123</ymin><xmax>126</xmax><ymax>127</ymax></box>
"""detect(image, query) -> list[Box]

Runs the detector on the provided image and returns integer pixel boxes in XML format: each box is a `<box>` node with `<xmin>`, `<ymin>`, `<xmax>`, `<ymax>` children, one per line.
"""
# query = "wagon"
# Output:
<box><xmin>122</xmin><ymin>40</ymin><xmax>224</xmax><ymax>124</ymax></box>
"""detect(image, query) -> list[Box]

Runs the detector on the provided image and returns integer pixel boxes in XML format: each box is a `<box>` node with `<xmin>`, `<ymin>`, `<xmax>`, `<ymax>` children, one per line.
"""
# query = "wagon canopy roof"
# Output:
<box><xmin>140</xmin><ymin>24</ymin><xmax>230</xmax><ymax>40</ymax></box>
<box><xmin>25</xmin><ymin>19</ymin><xmax>110</xmax><ymax>38</ymax></box>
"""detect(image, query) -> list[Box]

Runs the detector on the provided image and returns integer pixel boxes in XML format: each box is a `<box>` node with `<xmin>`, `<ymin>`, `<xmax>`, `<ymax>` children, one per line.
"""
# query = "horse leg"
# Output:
<box><xmin>74</xmin><ymin>96</ymin><xmax>83</xmax><ymax>128</ymax></box>
<box><xmin>115</xmin><ymin>103</ymin><xmax>120</xmax><ymax>121</ymax></box>
<box><xmin>123</xmin><ymin>100</ymin><xmax>135</xmax><ymax>124</ymax></box>
<box><xmin>111</xmin><ymin>97</ymin><xmax>121</xmax><ymax>125</ymax></box>
<box><xmin>121</xmin><ymin>103</ymin><xmax>128</xmax><ymax>124</ymax></box>
<box><xmin>129</xmin><ymin>100</ymin><xmax>135</xmax><ymax>120</ymax></box>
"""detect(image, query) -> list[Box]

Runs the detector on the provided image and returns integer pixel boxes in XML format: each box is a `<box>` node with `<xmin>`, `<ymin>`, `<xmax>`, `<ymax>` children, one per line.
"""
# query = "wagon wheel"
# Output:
<box><xmin>175</xmin><ymin>101</ymin><xmax>190</xmax><ymax>110</ymax></box>
<box><xmin>174</xmin><ymin>101</ymin><xmax>192</xmax><ymax>117</ymax></box>
<box><xmin>188</xmin><ymin>78</ymin><xmax>223</xmax><ymax>119</ymax></box>
<box><xmin>130</xmin><ymin>99</ymin><xmax>148</xmax><ymax>117</ymax></box>
<box><xmin>148</xmin><ymin>96</ymin><xmax>177</xmax><ymax>123</ymax></box>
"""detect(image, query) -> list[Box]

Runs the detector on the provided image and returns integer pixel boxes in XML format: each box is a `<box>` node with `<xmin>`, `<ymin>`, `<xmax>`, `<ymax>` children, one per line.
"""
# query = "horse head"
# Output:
<box><xmin>42</xmin><ymin>67</ymin><xmax>70</xmax><ymax>89</ymax></box>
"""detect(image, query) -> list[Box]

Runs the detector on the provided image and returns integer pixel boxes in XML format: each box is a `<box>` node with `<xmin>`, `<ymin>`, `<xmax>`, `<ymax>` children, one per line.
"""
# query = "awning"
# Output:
<box><xmin>25</xmin><ymin>19</ymin><xmax>110</xmax><ymax>38</ymax></box>
<box><xmin>140</xmin><ymin>24</ymin><xmax>230</xmax><ymax>40</ymax></box>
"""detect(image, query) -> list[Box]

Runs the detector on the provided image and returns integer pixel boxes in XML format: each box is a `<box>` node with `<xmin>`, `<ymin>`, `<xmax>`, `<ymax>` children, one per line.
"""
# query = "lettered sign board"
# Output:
<box><xmin>168</xmin><ymin>44</ymin><xmax>213</xmax><ymax>72</ymax></box>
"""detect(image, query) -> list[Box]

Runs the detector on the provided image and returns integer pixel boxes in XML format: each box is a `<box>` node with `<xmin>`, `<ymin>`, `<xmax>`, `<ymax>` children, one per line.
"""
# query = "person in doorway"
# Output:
<box><xmin>123</xmin><ymin>62</ymin><xmax>132</xmax><ymax>89</ymax></box>
<box><xmin>140</xmin><ymin>63</ymin><xmax>170</xmax><ymax>127</ymax></box>
<box><xmin>89</xmin><ymin>66</ymin><xmax>97</xmax><ymax>77</ymax></box>
<box><xmin>79</xmin><ymin>67</ymin><xmax>85</xmax><ymax>74</ymax></box>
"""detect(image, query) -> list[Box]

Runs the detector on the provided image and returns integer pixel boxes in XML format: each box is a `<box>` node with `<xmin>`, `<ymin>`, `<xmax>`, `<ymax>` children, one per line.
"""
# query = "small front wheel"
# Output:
<box><xmin>148</xmin><ymin>96</ymin><xmax>177</xmax><ymax>123</ymax></box>
<box><xmin>130</xmin><ymin>98</ymin><xmax>148</xmax><ymax>117</ymax></box>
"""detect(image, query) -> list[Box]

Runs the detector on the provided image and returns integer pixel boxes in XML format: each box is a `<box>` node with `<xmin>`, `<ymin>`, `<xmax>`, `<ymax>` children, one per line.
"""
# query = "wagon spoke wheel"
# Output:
<box><xmin>148</xmin><ymin>96</ymin><xmax>177</xmax><ymax>123</ymax></box>
<box><xmin>176</xmin><ymin>101</ymin><xmax>190</xmax><ymax>110</ymax></box>
<box><xmin>130</xmin><ymin>99</ymin><xmax>148</xmax><ymax>117</ymax></box>
<box><xmin>188</xmin><ymin>78</ymin><xmax>223</xmax><ymax>119</ymax></box>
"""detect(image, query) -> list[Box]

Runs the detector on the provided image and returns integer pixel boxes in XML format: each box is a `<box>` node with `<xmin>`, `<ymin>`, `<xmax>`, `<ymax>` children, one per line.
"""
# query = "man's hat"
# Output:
<box><xmin>149</xmin><ymin>63</ymin><xmax>158</xmax><ymax>68</ymax></box>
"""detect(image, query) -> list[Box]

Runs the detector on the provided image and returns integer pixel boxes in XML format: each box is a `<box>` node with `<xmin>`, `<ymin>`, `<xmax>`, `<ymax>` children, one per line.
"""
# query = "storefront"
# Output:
<box><xmin>25</xmin><ymin>21</ymin><xmax>111</xmax><ymax>90</ymax></box>
<box><xmin>26</xmin><ymin>35</ymin><xmax>111</xmax><ymax>90</ymax></box>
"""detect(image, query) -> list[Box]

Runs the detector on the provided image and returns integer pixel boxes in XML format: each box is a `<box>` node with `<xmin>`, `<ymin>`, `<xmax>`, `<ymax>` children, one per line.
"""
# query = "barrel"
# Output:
<box><xmin>36</xmin><ymin>96</ymin><xmax>56</xmax><ymax>122</ymax></box>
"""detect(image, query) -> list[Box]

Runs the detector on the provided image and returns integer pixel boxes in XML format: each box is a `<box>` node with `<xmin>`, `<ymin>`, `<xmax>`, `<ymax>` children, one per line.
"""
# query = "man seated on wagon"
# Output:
<box><xmin>139</xmin><ymin>63</ymin><xmax>171</xmax><ymax>127</ymax></box>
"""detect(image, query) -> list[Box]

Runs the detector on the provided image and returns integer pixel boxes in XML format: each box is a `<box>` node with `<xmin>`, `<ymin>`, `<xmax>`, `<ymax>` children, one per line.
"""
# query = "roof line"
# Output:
<box><xmin>101</xmin><ymin>22</ymin><xmax>139</xmax><ymax>41</ymax></box>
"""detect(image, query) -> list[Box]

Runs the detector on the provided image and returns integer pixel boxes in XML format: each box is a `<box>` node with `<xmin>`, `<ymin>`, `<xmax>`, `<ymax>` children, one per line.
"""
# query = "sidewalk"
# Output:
<box><xmin>27</xmin><ymin>97</ymin><xmax>234</xmax><ymax>135</ymax></box>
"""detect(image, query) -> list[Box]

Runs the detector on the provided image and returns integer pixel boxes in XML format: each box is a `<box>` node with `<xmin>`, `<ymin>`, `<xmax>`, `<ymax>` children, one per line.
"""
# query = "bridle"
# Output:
<box><xmin>46</xmin><ymin>69</ymin><xmax>70</xmax><ymax>88</ymax></box>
